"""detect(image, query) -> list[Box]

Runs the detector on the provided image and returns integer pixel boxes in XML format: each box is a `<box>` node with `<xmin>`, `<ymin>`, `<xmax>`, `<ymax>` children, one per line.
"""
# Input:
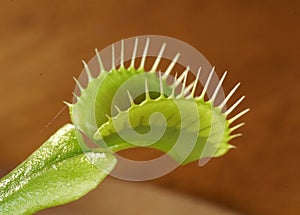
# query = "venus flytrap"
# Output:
<box><xmin>0</xmin><ymin>37</ymin><xmax>248</xmax><ymax>215</ymax></box>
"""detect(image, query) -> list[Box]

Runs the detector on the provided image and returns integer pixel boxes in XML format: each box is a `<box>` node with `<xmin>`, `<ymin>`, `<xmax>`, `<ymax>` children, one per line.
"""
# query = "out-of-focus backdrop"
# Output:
<box><xmin>0</xmin><ymin>1</ymin><xmax>299</xmax><ymax>215</ymax></box>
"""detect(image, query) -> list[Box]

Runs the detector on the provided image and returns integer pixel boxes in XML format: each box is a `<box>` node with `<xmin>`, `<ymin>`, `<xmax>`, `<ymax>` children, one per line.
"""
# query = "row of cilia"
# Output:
<box><xmin>67</xmin><ymin>37</ymin><xmax>249</xmax><ymax>160</ymax></box>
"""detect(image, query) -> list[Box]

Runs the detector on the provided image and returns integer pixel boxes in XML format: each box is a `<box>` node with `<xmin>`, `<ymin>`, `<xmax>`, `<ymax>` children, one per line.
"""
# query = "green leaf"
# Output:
<box><xmin>71</xmin><ymin>66</ymin><xmax>237</xmax><ymax>165</ymax></box>
<box><xmin>0</xmin><ymin>124</ymin><xmax>117</xmax><ymax>215</ymax></box>
<box><xmin>95</xmin><ymin>96</ymin><xmax>232</xmax><ymax>164</ymax></box>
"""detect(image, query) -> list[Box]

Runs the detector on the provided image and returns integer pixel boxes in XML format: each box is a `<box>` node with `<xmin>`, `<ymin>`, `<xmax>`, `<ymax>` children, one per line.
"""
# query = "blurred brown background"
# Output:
<box><xmin>0</xmin><ymin>0</ymin><xmax>299</xmax><ymax>215</ymax></box>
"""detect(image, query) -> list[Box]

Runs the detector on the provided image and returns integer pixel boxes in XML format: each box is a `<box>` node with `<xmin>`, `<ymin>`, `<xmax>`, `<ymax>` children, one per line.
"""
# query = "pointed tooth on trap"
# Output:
<box><xmin>170</xmin><ymin>73</ymin><xmax>178</xmax><ymax>98</ymax></box>
<box><xmin>229</xmin><ymin>108</ymin><xmax>250</xmax><ymax>123</ymax></box>
<box><xmin>95</xmin><ymin>48</ymin><xmax>105</xmax><ymax>72</ymax></box>
<box><xmin>187</xmin><ymin>67</ymin><xmax>201</xmax><ymax>98</ymax></box>
<box><xmin>82</xmin><ymin>60</ymin><xmax>93</xmax><ymax>81</ymax></box>
<box><xmin>130</xmin><ymin>37</ymin><xmax>138</xmax><ymax>69</ymax></box>
<box><xmin>120</xmin><ymin>39</ymin><xmax>125</xmax><ymax>68</ymax></box>
<box><xmin>199</xmin><ymin>66</ymin><xmax>215</xmax><ymax>99</ymax></box>
<box><xmin>230</xmin><ymin>122</ymin><xmax>246</xmax><ymax>132</ymax></box>
<box><xmin>162</xmin><ymin>53</ymin><xmax>180</xmax><ymax>79</ymax></box>
<box><xmin>139</xmin><ymin>37</ymin><xmax>150</xmax><ymax>70</ymax></box>
<box><xmin>175</xmin><ymin>66</ymin><xmax>189</xmax><ymax>87</ymax></box>
<box><xmin>72</xmin><ymin>92</ymin><xmax>79</xmax><ymax>101</ymax></box>
<box><xmin>151</xmin><ymin>42</ymin><xmax>166</xmax><ymax>72</ymax></box>
<box><xmin>158</xmin><ymin>71</ymin><xmax>164</xmax><ymax>96</ymax></box>
<box><xmin>63</xmin><ymin>101</ymin><xmax>73</xmax><ymax>107</ymax></box>
<box><xmin>112</xmin><ymin>44</ymin><xmax>115</xmax><ymax>69</ymax></box>
<box><xmin>177</xmin><ymin>66</ymin><xmax>189</xmax><ymax>98</ymax></box>
<box><xmin>225</xmin><ymin>96</ymin><xmax>245</xmax><ymax>115</ymax></box>
<box><xmin>127</xmin><ymin>90</ymin><xmax>134</xmax><ymax>105</ymax></box>
<box><xmin>211</xmin><ymin>71</ymin><xmax>227</xmax><ymax>103</ymax></box>
<box><xmin>144</xmin><ymin>78</ymin><xmax>150</xmax><ymax>100</ymax></box>
<box><xmin>219</xmin><ymin>82</ymin><xmax>241</xmax><ymax>109</ymax></box>
<box><xmin>73</xmin><ymin>77</ymin><xmax>84</xmax><ymax>91</ymax></box>
<box><xmin>230</xmin><ymin>133</ymin><xmax>243</xmax><ymax>139</ymax></box>
<box><xmin>114</xmin><ymin>105</ymin><xmax>122</xmax><ymax>113</ymax></box>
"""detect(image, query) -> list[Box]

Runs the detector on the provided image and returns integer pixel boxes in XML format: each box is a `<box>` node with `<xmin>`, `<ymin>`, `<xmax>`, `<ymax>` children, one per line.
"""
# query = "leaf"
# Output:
<box><xmin>0</xmin><ymin>124</ymin><xmax>117</xmax><ymax>215</ymax></box>
<box><xmin>95</xmin><ymin>96</ymin><xmax>232</xmax><ymax>164</ymax></box>
<box><xmin>71</xmin><ymin>64</ymin><xmax>243</xmax><ymax>165</ymax></box>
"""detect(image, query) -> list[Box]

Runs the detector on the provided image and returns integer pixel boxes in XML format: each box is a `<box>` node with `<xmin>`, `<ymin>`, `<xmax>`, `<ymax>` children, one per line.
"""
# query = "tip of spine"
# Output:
<box><xmin>72</xmin><ymin>92</ymin><xmax>80</xmax><ymax>100</ymax></box>
<box><xmin>151</xmin><ymin>42</ymin><xmax>166</xmax><ymax>72</ymax></box>
<box><xmin>186</xmin><ymin>67</ymin><xmax>201</xmax><ymax>98</ymax></box>
<box><xmin>228</xmin><ymin>144</ymin><xmax>237</xmax><ymax>149</ymax></box>
<box><xmin>120</xmin><ymin>39</ymin><xmax>125</xmax><ymax>68</ymax></box>
<box><xmin>225</xmin><ymin>95</ymin><xmax>246</xmax><ymax>115</ymax></box>
<box><xmin>73</xmin><ymin>77</ymin><xmax>84</xmax><ymax>91</ymax></box>
<box><xmin>114</xmin><ymin>105</ymin><xmax>122</xmax><ymax>113</ymax></box>
<box><xmin>158</xmin><ymin>71</ymin><xmax>164</xmax><ymax>96</ymax></box>
<box><xmin>105</xmin><ymin>114</ymin><xmax>111</xmax><ymax>120</ymax></box>
<box><xmin>127</xmin><ymin>90</ymin><xmax>134</xmax><ymax>105</ymax></box>
<box><xmin>111</xmin><ymin>44</ymin><xmax>115</xmax><ymax>69</ymax></box>
<box><xmin>95</xmin><ymin>48</ymin><xmax>106</xmax><ymax>72</ymax></box>
<box><xmin>229</xmin><ymin>108</ymin><xmax>250</xmax><ymax>123</ymax></box>
<box><xmin>211</xmin><ymin>71</ymin><xmax>227</xmax><ymax>103</ymax></box>
<box><xmin>199</xmin><ymin>66</ymin><xmax>215</xmax><ymax>99</ymax></box>
<box><xmin>162</xmin><ymin>53</ymin><xmax>181</xmax><ymax>79</ymax></box>
<box><xmin>139</xmin><ymin>37</ymin><xmax>150</xmax><ymax>69</ymax></box>
<box><xmin>130</xmin><ymin>37</ymin><xmax>139</xmax><ymax>69</ymax></box>
<box><xmin>82</xmin><ymin>60</ymin><xmax>93</xmax><ymax>81</ymax></box>
<box><xmin>230</xmin><ymin>122</ymin><xmax>246</xmax><ymax>132</ymax></box>
<box><xmin>230</xmin><ymin>133</ymin><xmax>243</xmax><ymax>139</ymax></box>
<box><xmin>145</xmin><ymin>78</ymin><xmax>151</xmax><ymax>100</ymax></box>
<box><xmin>93</xmin><ymin>130</ymin><xmax>103</xmax><ymax>140</ymax></box>
<box><xmin>63</xmin><ymin>101</ymin><xmax>73</xmax><ymax>107</ymax></box>
<box><xmin>169</xmin><ymin>73</ymin><xmax>178</xmax><ymax>98</ymax></box>
<box><xmin>219</xmin><ymin>82</ymin><xmax>241</xmax><ymax>109</ymax></box>
<box><xmin>177</xmin><ymin>66</ymin><xmax>189</xmax><ymax>98</ymax></box>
